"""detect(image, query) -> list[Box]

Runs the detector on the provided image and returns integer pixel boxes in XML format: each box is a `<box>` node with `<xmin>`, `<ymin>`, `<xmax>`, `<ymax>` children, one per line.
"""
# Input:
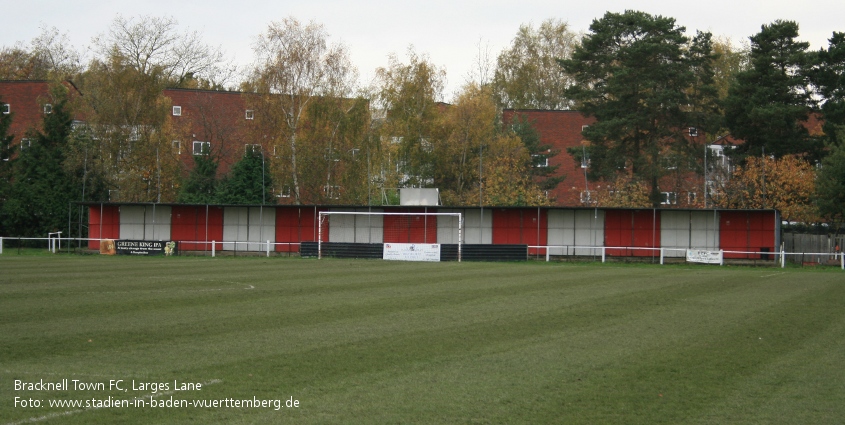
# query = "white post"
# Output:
<box><xmin>660</xmin><ymin>248</ymin><xmax>664</xmax><ymax>265</ymax></box>
<box><xmin>841</xmin><ymin>252</ymin><xmax>844</xmax><ymax>271</ymax></box>
<box><xmin>0</xmin><ymin>237</ymin><xmax>3</xmax><ymax>255</ymax></box>
<box><xmin>546</xmin><ymin>247</ymin><xmax>550</xmax><ymax>262</ymax></box>
<box><xmin>601</xmin><ymin>247</ymin><xmax>606</xmax><ymax>263</ymax></box>
<box><xmin>457</xmin><ymin>215</ymin><xmax>462</xmax><ymax>263</ymax></box>
<box><xmin>318</xmin><ymin>212</ymin><xmax>323</xmax><ymax>260</ymax></box>
<box><xmin>719</xmin><ymin>250</ymin><xmax>724</xmax><ymax>266</ymax></box>
<box><xmin>781</xmin><ymin>249</ymin><xmax>786</xmax><ymax>268</ymax></box>
<box><xmin>212</xmin><ymin>240</ymin><xmax>216</xmax><ymax>258</ymax></box>
<box><xmin>266</xmin><ymin>240</ymin><xmax>270</xmax><ymax>257</ymax></box>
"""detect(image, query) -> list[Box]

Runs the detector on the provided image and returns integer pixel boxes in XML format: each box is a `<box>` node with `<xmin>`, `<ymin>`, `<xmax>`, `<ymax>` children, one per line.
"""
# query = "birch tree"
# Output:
<box><xmin>248</xmin><ymin>17</ymin><xmax>359</xmax><ymax>204</ymax></box>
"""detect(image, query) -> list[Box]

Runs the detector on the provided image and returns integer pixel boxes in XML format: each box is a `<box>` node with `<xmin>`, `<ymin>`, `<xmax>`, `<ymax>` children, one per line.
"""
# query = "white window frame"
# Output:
<box><xmin>660</xmin><ymin>192</ymin><xmax>678</xmax><ymax>205</ymax></box>
<box><xmin>688</xmin><ymin>127</ymin><xmax>698</xmax><ymax>137</ymax></box>
<box><xmin>532</xmin><ymin>154</ymin><xmax>549</xmax><ymax>168</ymax></box>
<box><xmin>581</xmin><ymin>124</ymin><xmax>590</xmax><ymax>132</ymax></box>
<box><xmin>688</xmin><ymin>192</ymin><xmax>697</xmax><ymax>205</ymax></box>
<box><xmin>43</xmin><ymin>104</ymin><xmax>52</xmax><ymax>114</ymax></box>
<box><xmin>580</xmin><ymin>190</ymin><xmax>595</xmax><ymax>205</ymax></box>
<box><xmin>277</xmin><ymin>185</ymin><xmax>291</xmax><ymax>198</ymax></box>
<box><xmin>173</xmin><ymin>106</ymin><xmax>182</xmax><ymax>116</ymax></box>
<box><xmin>192</xmin><ymin>140</ymin><xmax>210</xmax><ymax>155</ymax></box>
<box><xmin>19</xmin><ymin>138</ymin><xmax>32</xmax><ymax>151</ymax></box>
<box><xmin>172</xmin><ymin>140</ymin><xmax>181</xmax><ymax>154</ymax></box>
<box><xmin>323</xmin><ymin>185</ymin><xmax>341</xmax><ymax>200</ymax></box>
<box><xmin>245</xmin><ymin>109</ymin><xmax>254</xmax><ymax>120</ymax></box>
<box><xmin>1</xmin><ymin>103</ymin><xmax>9</xmax><ymax>114</ymax></box>
<box><xmin>245</xmin><ymin>144</ymin><xmax>261</xmax><ymax>155</ymax></box>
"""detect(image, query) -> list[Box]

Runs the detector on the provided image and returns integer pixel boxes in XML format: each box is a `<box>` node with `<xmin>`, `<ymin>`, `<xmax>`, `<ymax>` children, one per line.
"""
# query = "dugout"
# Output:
<box><xmin>83</xmin><ymin>203</ymin><xmax>779</xmax><ymax>261</ymax></box>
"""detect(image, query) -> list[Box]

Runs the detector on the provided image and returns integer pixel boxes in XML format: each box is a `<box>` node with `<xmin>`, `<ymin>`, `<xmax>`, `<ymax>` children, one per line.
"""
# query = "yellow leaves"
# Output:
<box><xmin>711</xmin><ymin>155</ymin><xmax>818</xmax><ymax>223</ymax></box>
<box><xmin>590</xmin><ymin>174</ymin><xmax>651</xmax><ymax>208</ymax></box>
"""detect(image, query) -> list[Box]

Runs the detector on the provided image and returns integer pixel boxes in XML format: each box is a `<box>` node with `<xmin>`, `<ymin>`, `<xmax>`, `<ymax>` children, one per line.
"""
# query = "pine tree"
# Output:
<box><xmin>178</xmin><ymin>152</ymin><xmax>219</xmax><ymax>204</ymax></box>
<box><xmin>216</xmin><ymin>150</ymin><xmax>274</xmax><ymax>205</ymax></box>
<box><xmin>1</xmin><ymin>84</ymin><xmax>81</xmax><ymax>237</ymax></box>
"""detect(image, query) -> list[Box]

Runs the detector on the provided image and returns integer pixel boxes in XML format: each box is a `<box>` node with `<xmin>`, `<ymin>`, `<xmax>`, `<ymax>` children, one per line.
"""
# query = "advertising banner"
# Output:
<box><xmin>686</xmin><ymin>249</ymin><xmax>722</xmax><ymax>264</ymax></box>
<box><xmin>114</xmin><ymin>240</ymin><xmax>177</xmax><ymax>256</ymax></box>
<box><xmin>383</xmin><ymin>243</ymin><xmax>441</xmax><ymax>262</ymax></box>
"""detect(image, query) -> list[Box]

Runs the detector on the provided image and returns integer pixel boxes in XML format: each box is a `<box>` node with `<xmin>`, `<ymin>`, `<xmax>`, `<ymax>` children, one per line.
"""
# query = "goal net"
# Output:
<box><xmin>317</xmin><ymin>211</ymin><xmax>462</xmax><ymax>261</ymax></box>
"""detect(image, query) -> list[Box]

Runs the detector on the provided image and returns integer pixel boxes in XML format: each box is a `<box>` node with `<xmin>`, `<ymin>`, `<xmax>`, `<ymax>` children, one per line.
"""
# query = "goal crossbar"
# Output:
<box><xmin>317</xmin><ymin>211</ymin><xmax>462</xmax><ymax>261</ymax></box>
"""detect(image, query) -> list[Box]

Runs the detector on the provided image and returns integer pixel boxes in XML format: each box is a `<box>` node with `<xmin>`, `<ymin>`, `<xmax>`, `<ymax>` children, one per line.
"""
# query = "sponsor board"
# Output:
<box><xmin>686</xmin><ymin>249</ymin><xmax>722</xmax><ymax>264</ymax></box>
<box><xmin>383</xmin><ymin>243</ymin><xmax>441</xmax><ymax>262</ymax></box>
<box><xmin>114</xmin><ymin>240</ymin><xmax>178</xmax><ymax>256</ymax></box>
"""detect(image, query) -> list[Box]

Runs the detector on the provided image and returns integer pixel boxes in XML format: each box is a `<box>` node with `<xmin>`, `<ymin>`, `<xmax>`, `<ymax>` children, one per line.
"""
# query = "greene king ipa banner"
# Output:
<box><xmin>112</xmin><ymin>240</ymin><xmax>177</xmax><ymax>256</ymax></box>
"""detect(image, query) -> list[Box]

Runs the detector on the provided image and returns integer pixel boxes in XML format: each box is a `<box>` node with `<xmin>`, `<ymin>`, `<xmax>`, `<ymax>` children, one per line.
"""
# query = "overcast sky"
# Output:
<box><xmin>3</xmin><ymin>0</ymin><xmax>844</xmax><ymax>100</ymax></box>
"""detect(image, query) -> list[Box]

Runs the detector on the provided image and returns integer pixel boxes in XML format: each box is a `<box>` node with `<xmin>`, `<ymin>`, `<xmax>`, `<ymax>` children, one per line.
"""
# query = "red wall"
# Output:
<box><xmin>492</xmin><ymin>209</ymin><xmax>548</xmax><ymax>254</ymax></box>
<box><xmin>275</xmin><ymin>207</ymin><xmax>327</xmax><ymax>252</ymax></box>
<box><xmin>88</xmin><ymin>205</ymin><xmax>120</xmax><ymax>249</ymax></box>
<box><xmin>604</xmin><ymin>210</ymin><xmax>661</xmax><ymax>257</ymax></box>
<box><xmin>383</xmin><ymin>209</ymin><xmax>438</xmax><ymax>243</ymax></box>
<box><xmin>720</xmin><ymin>211</ymin><xmax>776</xmax><ymax>259</ymax></box>
<box><xmin>171</xmin><ymin>205</ymin><xmax>224</xmax><ymax>251</ymax></box>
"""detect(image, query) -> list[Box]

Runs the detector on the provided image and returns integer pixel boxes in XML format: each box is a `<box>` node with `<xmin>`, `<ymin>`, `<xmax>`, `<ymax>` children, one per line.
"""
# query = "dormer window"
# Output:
<box><xmin>173</xmin><ymin>106</ymin><xmax>182</xmax><ymax>116</ymax></box>
<box><xmin>43</xmin><ymin>104</ymin><xmax>52</xmax><ymax>114</ymax></box>
<box><xmin>1</xmin><ymin>103</ymin><xmax>9</xmax><ymax>114</ymax></box>
<box><xmin>688</xmin><ymin>127</ymin><xmax>698</xmax><ymax>137</ymax></box>
<box><xmin>245</xmin><ymin>110</ymin><xmax>254</xmax><ymax>120</ymax></box>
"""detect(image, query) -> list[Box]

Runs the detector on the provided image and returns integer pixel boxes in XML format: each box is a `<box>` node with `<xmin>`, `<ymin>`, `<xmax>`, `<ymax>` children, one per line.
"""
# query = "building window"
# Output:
<box><xmin>172</xmin><ymin>140</ymin><xmax>181</xmax><ymax>154</ymax></box>
<box><xmin>19</xmin><ymin>138</ymin><xmax>32</xmax><ymax>151</ymax></box>
<box><xmin>580</xmin><ymin>190</ymin><xmax>595</xmax><ymax>204</ymax></box>
<box><xmin>192</xmin><ymin>141</ymin><xmax>210</xmax><ymax>155</ymax></box>
<box><xmin>660</xmin><ymin>192</ymin><xmax>678</xmax><ymax>205</ymax></box>
<box><xmin>245</xmin><ymin>144</ymin><xmax>261</xmax><ymax>155</ymax></box>
<box><xmin>245</xmin><ymin>110</ymin><xmax>254</xmax><ymax>120</ymax></box>
<box><xmin>688</xmin><ymin>127</ymin><xmax>698</xmax><ymax>137</ymax></box>
<box><xmin>581</xmin><ymin>124</ymin><xmax>590</xmax><ymax>132</ymax></box>
<box><xmin>323</xmin><ymin>185</ymin><xmax>340</xmax><ymax>200</ymax></box>
<box><xmin>532</xmin><ymin>154</ymin><xmax>549</xmax><ymax>168</ymax></box>
<box><xmin>277</xmin><ymin>186</ymin><xmax>291</xmax><ymax>198</ymax></box>
<box><xmin>1</xmin><ymin>103</ymin><xmax>9</xmax><ymax>114</ymax></box>
<box><xmin>43</xmin><ymin>104</ymin><xmax>52</xmax><ymax>114</ymax></box>
<box><xmin>688</xmin><ymin>192</ymin><xmax>697</xmax><ymax>205</ymax></box>
<box><xmin>173</xmin><ymin>106</ymin><xmax>182</xmax><ymax>116</ymax></box>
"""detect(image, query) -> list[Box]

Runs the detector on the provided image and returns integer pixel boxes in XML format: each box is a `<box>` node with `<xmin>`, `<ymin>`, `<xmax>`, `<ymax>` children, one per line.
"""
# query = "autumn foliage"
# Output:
<box><xmin>710</xmin><ymin>155</ymin><xmax>818</xmax><ymax>223</ymax></box>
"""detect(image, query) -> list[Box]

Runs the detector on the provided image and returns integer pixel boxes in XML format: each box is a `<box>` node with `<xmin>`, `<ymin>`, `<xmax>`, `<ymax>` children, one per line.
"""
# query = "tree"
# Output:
<box><xmin>560</xmin><ymin>10</ymin><xmax>719</xmax><ymax>207</ymax></box>
<box><xmin>0</xmin><ymin>97</ymin><xmax>14</xmax><ymax>227</ymax></box>
<box><xmin>0</xmin><ymin>84</ymin><xmax>82</xmax><ymax>237</ymax></box>
<box><xmin>711</xmin><ymin>37</ymin><xmax>750</xmax><ymax>101</ymax></box>
<box><xmin>374</xmin><ymin>48</ymin><xmax>446</xmax><ymax>189</ymax></box>
<box><xmin>434</xmin><ymin>83</ymin><xmax>490</xmax><ymax>205</ymax></box>
<box><xmin>479</xmin><ymin>134</ymin><xmax>551</xmax><ymax>206</ymax></box>
<box><xmin>178</xmin><ymin>151</ymin><xmax>219</xmax><ymax>204</ymax></box>
<box><xmin>248</xmin><ymin>17</ymin><xmax>360</xmax><ymax>204</ymax></box>
<box><xmin>492</xmin><ymin>19</ymin><xmax>579</xmax><ymax>110</ymax></box>
<box><xmin>811</xmin><ymin>32</ymin><xmax>845</xmax><ymax>146</ymax></box>
<box><xmin>723</xmin><ymin>21</ymin><xmax>821</xmax><ymax>161</ymax></box>
<box><xmin>508</xmin><ymin>114</ymin><xmax>564</xmax><ymax>192</ymax></box>
<box><xmin>815</xmin><ymin>127</ymin><xmax>845</xmax><ymax>227</ymax></box>
<box><xmin>711</xmin><ymin>155</ymin><xmax>818</xmax><ymax>223</ymax></box>
<box><xmin>94</xmin><ymin>15</ymin><xmax>233</xmax><ymax>88</ymax></box>
<box><xmin>72</xmin><ymin>54</ymin><xmax>182</xmax><ymax>203</ymax></box>
<box><xmin>216</xmin><ymin>150</ymin><xmax>274</xmax><ymax>205</ymax></box>
<box><xmin>0</xmin><ymin>26</ymin><xmax>81</xmax><ymax>80</ymax></box>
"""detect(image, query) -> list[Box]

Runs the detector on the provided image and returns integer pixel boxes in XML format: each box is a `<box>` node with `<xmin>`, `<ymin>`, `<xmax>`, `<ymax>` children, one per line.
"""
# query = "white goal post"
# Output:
<box><xmin>317</xmin><ymin>211</ymin><xmax>463</xmax><ymax>261</ymax></box>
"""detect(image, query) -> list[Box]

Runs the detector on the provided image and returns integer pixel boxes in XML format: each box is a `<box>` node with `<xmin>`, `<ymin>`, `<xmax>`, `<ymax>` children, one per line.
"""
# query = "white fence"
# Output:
<box><xmin>1</xmin><ymin>236</ymin><xmax>843</xmax><ymax>270</ymax></box>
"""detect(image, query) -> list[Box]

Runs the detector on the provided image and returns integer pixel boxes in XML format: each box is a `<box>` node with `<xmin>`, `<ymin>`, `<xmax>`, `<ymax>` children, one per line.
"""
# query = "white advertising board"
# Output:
<box><xmin>383</xmin><ymin>243</ymin><xmax>441</xmax><ymax>262</ymax></box>
<box><xmin>686</xmin><ymin>249</ymin><xmax>723</xmax><ymax>264</ymax></box>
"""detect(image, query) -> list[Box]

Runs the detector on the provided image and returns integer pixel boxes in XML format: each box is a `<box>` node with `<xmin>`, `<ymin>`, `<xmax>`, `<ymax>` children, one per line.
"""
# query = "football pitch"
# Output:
<box><xmin>1</xmin><ymin>255</ymin><xmax>844</xmax><ymax>424</ymax></box>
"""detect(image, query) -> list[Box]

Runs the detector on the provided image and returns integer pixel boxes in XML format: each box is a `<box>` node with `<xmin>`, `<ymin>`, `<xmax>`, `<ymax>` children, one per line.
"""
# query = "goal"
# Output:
<box><xmin>317</xmin><ymin>211</ymin><xmax>462</xmax><ymax>261</ymax></box>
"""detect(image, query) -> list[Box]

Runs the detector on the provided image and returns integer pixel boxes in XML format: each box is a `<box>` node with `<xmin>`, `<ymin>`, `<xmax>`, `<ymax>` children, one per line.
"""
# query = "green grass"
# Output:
<box><xmin>1</xmin><ymin>256</ymin><xmax>843</xmax><ymax>424</ymax></box>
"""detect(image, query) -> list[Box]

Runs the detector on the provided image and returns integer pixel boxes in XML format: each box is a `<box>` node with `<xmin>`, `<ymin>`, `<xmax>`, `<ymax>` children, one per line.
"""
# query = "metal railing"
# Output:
<box><xmin>1</xmin><ymin>236</ymin><xmax>843</xmax><ymax>270</ymax></box>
